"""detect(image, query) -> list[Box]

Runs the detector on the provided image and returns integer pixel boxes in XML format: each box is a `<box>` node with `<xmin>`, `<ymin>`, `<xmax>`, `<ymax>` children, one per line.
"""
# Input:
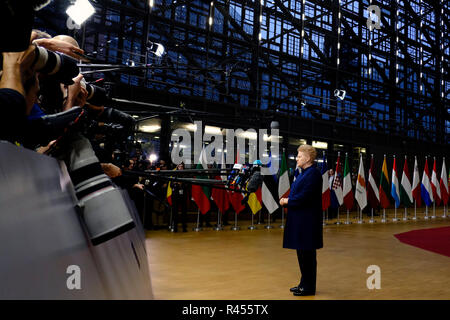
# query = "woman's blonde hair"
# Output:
<box><xmin>297</xmin><ymin>144</ymin><xmax>317</xmax><ymax>163</ymax></box>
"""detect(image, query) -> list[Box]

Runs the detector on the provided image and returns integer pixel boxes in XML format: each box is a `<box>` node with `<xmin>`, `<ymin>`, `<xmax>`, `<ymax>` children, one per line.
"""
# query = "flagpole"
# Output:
<box><xmin>443</xmin><ymin>205</ymin><xmax>447</xmax><ymax>218</ymax></box>
<box><xmin>424</xmin><ymin>205</ymin><xmax>429</xmax><ymax>219</ymax></box>
<box><xmin>432</xmin><ymin>202</ymin><xmax>436</xmax><ymax>219</ymax></box>
<box><xmin>323</xmin><ymin>211</ymin><xmax>327</xmax><ymax>226</ymax></box>
<box><xmin>193</xmin><ymin>209</ymin><xmax>202</xmax><ymax>232</ymax></box>
<box><xmin>344</xmin><ymin>209</ymin><xmax>351</xmax><ymax>224</ymax></box>
<box><xmin>413</xmin><ymin>200</ymin><xmax>417</xmax><ymax>220</ymax></box>
<box><xmin>357</xmin><ymin>205</ymin><xmax>364</xmax><ymax>224</ymax></box>
<box><xmin>248</xmin><ymin>210</ymin><xmax>257</xmax><ymax>230</ymax></box>
<box><xmin>393</xmin><ymin>206</ymin><xmax>398</xmax><ymax>222</ymax></box>
<box><xmin>265</xmin><ymin>212</ymin><xmax>273</xmax><ymax>229</ymax></box>
<box><xmin>231</xmin><ymin>210</ymin><xmax>240</xmax><ymax>231</ymax></box>
<box><xmin>326</xmin><ymin>208</ymin><xmax>329</xmax><ymax>223</ymax></box>
<box><xmin>381</xmin><ymin>208</ymin><xmax>387</xmax><ymax>223</ymax></box>
<box><xmin>258</xmin><ymin>211</ymin><xmax>262</xmax><ymax>224</ymax></box>
<box><xmin>214</xmin><ymin>210</ymin><xmax>223</xmax><ymax>231</ymax></box>
<box><xmin>335</xmin><ymin>207</ymin><xmax>341</xmax><ymax>225</ymax></box>
<box><xmin>403</xmin><ymin>206</ymin><xmax>408</xmax><ymax>221</ymax></box>
<box><xmin>369</xmin><ymin>208</ymin><xmax>375</xmax><ymax>223</ymax></box>
<box><xmin>169</xmin><ymin>204</ymin><xmax>174</xmax><ymax>232</ymax></box>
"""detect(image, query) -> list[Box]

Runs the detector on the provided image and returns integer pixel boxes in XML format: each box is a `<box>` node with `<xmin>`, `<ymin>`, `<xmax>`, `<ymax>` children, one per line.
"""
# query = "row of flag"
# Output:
<box><xmin>167</xmin><ymin>147</ymin><xmax>448</xmax><ymax>215</ymax></box>
<box><xmin>167</xmin><ymin>149</ymin><xmax>292</xmax><ymax>216</ymax></box>
<box><xmin>321</xmin><ymin>153</ymin><xmax>449</xmax><ymax>211</ymax></box>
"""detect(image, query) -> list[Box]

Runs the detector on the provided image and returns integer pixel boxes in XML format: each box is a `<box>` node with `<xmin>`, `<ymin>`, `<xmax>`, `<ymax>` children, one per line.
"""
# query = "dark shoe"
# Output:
<box><xmin>290</xmin><ymin>285</ymin><xmax>301</xmax><ymax>292</ymax></box>
<box><xmin>293</xmin><ymin>288</ymin><xmax>315</xmax><ymax>296</ymax></box>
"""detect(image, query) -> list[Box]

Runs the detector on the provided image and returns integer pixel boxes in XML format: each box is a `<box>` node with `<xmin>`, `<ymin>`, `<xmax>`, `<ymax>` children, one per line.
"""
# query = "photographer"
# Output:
<box><xmin>35</xmin><ymin>34</ymin><xmax>87</xmax><ymax>115</ymax></box>
<box><xmin>171</xmin><ymin>163</ymin><xmax>188</xmax><ymax>232</ymax></box>
<box><xmin>0</xmin><ymin>32</ymin><xmax>39</xmax><ymax>143</ymax></box>
<box><xmin>26</xmin><ymin>33</ymin><xmax>136</xmax><ymax>182</ymax></box>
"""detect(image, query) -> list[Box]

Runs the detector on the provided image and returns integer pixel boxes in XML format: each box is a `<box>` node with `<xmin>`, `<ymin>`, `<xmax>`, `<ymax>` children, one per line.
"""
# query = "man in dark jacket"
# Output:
<box><xmin>280</xmin><ymin>144</ymin><xmax>323</xmax><ymax>296</ymax></box>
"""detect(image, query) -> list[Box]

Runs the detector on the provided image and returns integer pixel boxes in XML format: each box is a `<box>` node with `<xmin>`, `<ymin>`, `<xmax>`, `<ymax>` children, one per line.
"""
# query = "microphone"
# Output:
<box><xmin>238</xmin><ymin>165</ymin><xmax>251</xmax><ymax>188</ymax></box>
<box><xmin>227</xmin><ymin>163</ymin><xmax>243</xmax><ymax>186</ymax></box>
<box><xmin>246</xmin><ymin>166</ymin><xmax>263</xmax><ymax>193</ymax></box>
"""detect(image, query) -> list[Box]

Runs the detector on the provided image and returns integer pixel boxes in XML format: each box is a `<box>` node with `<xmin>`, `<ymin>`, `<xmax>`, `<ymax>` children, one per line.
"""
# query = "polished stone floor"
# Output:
<box><xmin>146</xmin><ymin>208</ymin><xmax>450</xmax><ymax>300</ymax></box>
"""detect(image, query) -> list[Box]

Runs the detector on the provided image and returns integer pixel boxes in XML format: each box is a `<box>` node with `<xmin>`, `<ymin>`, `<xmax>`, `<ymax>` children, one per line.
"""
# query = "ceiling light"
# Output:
<box><xmin>66</xmin><ymin>0</ymin><xmax>95</xmax><ymax>25</ymax></box>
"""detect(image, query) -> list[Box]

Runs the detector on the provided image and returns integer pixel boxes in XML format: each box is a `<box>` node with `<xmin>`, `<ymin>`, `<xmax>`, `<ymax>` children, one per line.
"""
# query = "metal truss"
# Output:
<box><xmin>33</xmin><ymin>0</ymin><xmax>449</xmax><ymax>152</ymax></box>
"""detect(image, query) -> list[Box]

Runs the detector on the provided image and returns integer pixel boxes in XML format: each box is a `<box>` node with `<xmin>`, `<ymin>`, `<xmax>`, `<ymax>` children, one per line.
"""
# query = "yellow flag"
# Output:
<box><xmin>166</xmin><ymin>167</ymin><xmax>177</xmax><ymax>205</ymax></box>
<box><xmin>247</xmin><ymin>188</ymin><xmax>262</xmax><ymax>214</ymax></box>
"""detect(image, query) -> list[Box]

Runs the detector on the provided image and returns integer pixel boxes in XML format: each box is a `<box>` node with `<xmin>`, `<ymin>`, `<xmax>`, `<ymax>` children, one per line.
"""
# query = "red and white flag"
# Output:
<box><xmin>431</xmin><ymin>157</ymin><xmax>441</xmax><ymax>206</ymax></box>
<box><xmin>332</xmin><ymin>153</ymin><xmax>344</xmax><ymax>206</ymax></box>
<box><xmin>367</xmin><ymin>155</ymin><xmax>380</xmax><ymax>209</ymax></box>
<box><xmin>412</xmin><ymin>156</ymin><xmax>422</xmax><ymax>206</ymax></box>
<box><xmin>355</xmin><ymin>154</ymin><xmax>367</xmax><ymax>210</ymax></box>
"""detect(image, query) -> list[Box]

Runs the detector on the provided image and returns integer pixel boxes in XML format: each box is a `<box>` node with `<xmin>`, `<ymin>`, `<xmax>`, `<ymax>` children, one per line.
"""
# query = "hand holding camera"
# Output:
<box><xmin>63</xmin><ymin>73</ymin><xmax>88</xmax><ymax>111</ymax></box>
<box><xmin>33</xmin><ymin>37</ymin><xmax>86</xmax><ymax>61</ymax></box>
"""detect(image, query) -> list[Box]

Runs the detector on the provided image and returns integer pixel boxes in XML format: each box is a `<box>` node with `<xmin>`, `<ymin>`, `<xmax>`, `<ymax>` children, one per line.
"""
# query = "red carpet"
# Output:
<box><xmin>394</xmin><ymin>226</ymin><xmax>450</xmax><ymax>258</ymax></box>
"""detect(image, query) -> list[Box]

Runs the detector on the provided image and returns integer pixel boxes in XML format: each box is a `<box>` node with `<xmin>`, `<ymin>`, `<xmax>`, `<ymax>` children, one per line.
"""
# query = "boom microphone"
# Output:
<box><xmin>246</xmin><ymin>167</ymin><xmax>263</xmax><ymax>193</ymax></box>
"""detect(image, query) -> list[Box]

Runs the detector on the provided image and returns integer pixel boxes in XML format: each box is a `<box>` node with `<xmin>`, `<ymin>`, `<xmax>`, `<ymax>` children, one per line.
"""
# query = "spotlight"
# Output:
<box><xmin>66</xmin><ymin>0</ymin><xmax>95</xmax><ymax>25</ymax></box>
<box><xmin>334</xmin><ymin>89</ymin><xmax>346</xmax><ymax>101</ymax></box>
<box><xmin>148</xmin><ymin>41</ymin><xmax>165</xmax><ymax>57</ymax></box>
<box><xmin>300</xmin><ymin>100</ymin><xmax>306</xmax><ymax>106</ymax></box>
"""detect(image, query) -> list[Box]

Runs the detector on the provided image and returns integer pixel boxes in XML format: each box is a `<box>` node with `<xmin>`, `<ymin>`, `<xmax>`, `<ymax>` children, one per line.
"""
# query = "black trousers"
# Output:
<box><xmin>172</xmin><ymin>193</ymin><xmax>187</xmax><ymax>231</ymax></box>
<box><xmin>296</xmin><ymin>249</ymin><xmax>317</xmax><ymax>293</ymax></box>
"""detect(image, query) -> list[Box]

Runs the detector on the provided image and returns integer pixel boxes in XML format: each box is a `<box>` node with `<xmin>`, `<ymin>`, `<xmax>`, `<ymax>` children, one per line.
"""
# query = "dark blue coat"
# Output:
<box><xmin>283</xmin><ymin>165</ymin><xmax>323</xmax><ymax>250</ymax></box>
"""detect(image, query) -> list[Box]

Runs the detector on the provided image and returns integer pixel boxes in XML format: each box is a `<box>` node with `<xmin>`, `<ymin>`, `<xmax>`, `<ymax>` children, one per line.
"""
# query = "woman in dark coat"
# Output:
<box><xmin>280</xmin><ymin>144</ymin><xmax>323</xmax><ymax>296</ymax></box>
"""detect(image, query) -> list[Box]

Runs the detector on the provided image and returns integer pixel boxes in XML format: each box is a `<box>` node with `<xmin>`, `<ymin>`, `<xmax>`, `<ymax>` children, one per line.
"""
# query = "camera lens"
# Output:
<box><xmin>33</xmin><ymin>46</ymin><xmax>79</xmax><ymax>85</ymax></box>
<box><xmin>85</xmin><ymin>84</ymin><xmax>108</xmax><ymax>106</ymax></box>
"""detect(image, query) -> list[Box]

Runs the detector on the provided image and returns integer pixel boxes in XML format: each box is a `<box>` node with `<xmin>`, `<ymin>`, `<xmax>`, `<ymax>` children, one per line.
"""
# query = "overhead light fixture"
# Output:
<box><xmin>185</xmin><ymin>123</ymin><xmax>197</xmax><ymax>132</ymax></box>
<box><xmin>148</xmin><ymin>41</ymin><xmax>165</xmax><ymax>57</ymax></box>
<box><xmin>312</xmin><ymin>141</ymin><xmax>328</xmax><ymax>149</ymax></box>
<box><xmin>334</xmin><ymin>89</ymin><xmax>346</xmax><ymax>101</ymax></box>
<box><xmin>66</xmin><ymin>0</ymin><xmax>95</xmax><ymax>25</ymax></box>
<box><xmin>140</xmin><ymin>125</ymin><xmax>161</xmax><ymax>133</ymax></box>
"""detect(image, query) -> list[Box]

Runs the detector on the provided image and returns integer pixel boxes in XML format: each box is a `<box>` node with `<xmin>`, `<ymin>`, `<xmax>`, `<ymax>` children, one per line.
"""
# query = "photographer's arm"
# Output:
<box><xmin>0</xmin><ymin>32</ymin><xmax>38</xmax><ymax>97</ymax></box>
<box><xmin>101</xmin><ymin>163</ymin><xmax>122</xmax><ymax>178</ymax></box>
<box><xmin>0</xmin><ymin>59</ymin><xmax>24</xmax><ymax>96</ymax></box>
<box><xmin>33</xmin><ymin>38</ymin><xmax>85</xmax><ymax>61</ymax></box>
<box><xmin>63</xmin><ymin>74</ymin><xmax>87</xmax><ymax>111</ymax></box>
